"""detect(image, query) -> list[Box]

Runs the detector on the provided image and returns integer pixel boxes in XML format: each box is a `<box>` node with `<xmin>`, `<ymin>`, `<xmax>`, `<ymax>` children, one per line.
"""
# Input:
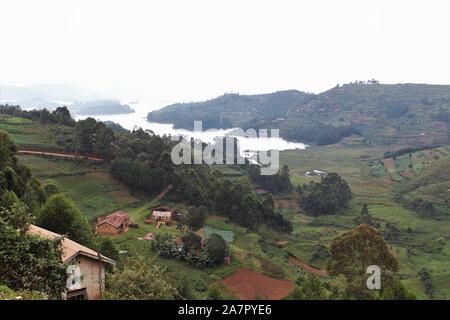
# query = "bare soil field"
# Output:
<box><xmin>221</xmin><ymin>268</ymin><xmax>294</xmax><ymax>300</ymax></box>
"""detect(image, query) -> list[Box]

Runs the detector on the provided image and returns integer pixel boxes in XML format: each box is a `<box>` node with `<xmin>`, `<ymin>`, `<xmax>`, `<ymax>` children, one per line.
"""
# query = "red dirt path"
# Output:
<box><xmin>18</xmin><ymin>149</ymin><xmax>103</xmax><ymax>161</ymax></box>
<box><xmin>156</xmin><ymin>184</ymin><xmax>172</xmax><ymax>199</ymax></box>
<box><xmin>221</xmin><ymin>268</ymin><xmax>294</xmax><ymax>300</ymax></box>
<box><xmin>288</xmin><ymin>256</ymin><xmax>328</xmax><ymax>277</ymax></box>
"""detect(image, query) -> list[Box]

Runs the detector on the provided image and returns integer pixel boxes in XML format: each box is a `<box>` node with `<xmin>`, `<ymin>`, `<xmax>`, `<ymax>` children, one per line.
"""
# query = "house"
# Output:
<box><xmin>96</xmin><ymin>211</ymin><xmax>130</xmax><ymax>235</ymax></box>
<box><xmin>28</xmin><ymin>224</ymin><xmax>115</xmax><ymax>300</ymax></box>
<box><xmin>151</xmin><ymin>210</ymin><xmax>172</xmax><ymax>221</ymax></box>
<box><xmin>151</xmin><ymin>207</ymin><xmax>181</xmax><ymax>221</ymax></box>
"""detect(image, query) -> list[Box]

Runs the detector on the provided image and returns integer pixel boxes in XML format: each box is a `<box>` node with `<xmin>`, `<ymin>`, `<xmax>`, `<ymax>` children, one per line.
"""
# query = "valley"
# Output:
<box><xmin>3</xmin><ymin>110</ymin><xmax>448</xmax><ymax>299</ymax></box>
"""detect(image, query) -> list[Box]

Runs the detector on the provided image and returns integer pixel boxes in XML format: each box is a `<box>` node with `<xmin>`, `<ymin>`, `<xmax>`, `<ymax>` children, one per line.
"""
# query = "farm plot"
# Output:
<box><xmin>221</xmin><ymin>268</ymin><xmax>294</xmax><ymax>300</ymax></box>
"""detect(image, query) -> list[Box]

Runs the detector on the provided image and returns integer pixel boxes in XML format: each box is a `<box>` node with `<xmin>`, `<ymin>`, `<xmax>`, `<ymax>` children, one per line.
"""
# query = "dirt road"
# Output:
<box><xmin>18</xmin><ymin>149</ymin><xmax>103</xmax><ymax>162</ymax></box>
<box><xmin>288</xmin><ymin>256</ymin><xmax>328</xmax><ymax>277</ymax></box>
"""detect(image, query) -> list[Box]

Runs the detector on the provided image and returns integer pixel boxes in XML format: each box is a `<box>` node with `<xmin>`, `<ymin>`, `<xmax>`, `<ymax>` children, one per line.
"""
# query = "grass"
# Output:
<box><xmin>18</xmin><ymin>155</ymin><xmax>140</xmax><ymax>217</ymax></box>
<box><xmin>0</xmin><ymin>116</ymin><xmax>63</xmax><ymax>150</ymax></box>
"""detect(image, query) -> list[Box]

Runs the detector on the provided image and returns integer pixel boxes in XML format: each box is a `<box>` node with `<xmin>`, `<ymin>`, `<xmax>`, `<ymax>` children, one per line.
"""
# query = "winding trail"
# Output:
<box><xmin>288</xmin><ymin>256</ymin><xmax>328</xmax><ymax>277</ymax></box>
<box><xmin>156</xmin><ymin>184</ymin><xmax>173</xmax><ymax>199</ymax></box>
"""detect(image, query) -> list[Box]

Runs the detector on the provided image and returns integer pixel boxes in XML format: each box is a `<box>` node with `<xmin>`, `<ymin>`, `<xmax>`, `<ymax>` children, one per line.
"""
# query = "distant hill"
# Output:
<box><xmin>0</xmin><ymin>84</ymin><xmax>134</xmax><ymax>115</ymax></box>
<box><xmin>147</xmin><ymin>83</ymin><xmax>450</xmax><ymax>146</ymax></box>
<box><xmin>71</xmin><ymin>100</ymin><xmax>134</xmax><ymax>115</ymax></box>
<box><xmin>147</xmin><ymin>90</ymin><xmax>314</xmax><ymax>130</ymax></box>
<box><xmin>279</xmin><ymin>83</ymin><xmax>450</xmax><ymax>146</ymax></box>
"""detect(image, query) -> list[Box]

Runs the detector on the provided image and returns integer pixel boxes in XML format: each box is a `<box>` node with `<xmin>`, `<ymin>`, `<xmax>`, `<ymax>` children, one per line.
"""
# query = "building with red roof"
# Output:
<box><xmin>96</xmin><ymin>211</ymin><xmax>131</xmax><ymax>235</ymax></box>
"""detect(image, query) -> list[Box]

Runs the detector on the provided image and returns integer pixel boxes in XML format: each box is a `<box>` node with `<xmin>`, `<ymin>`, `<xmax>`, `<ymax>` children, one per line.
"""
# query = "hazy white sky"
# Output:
<box><xmin>1</xmin><ymin>0</ymin><xmax>449</xmax><ymax>103</ymax></box>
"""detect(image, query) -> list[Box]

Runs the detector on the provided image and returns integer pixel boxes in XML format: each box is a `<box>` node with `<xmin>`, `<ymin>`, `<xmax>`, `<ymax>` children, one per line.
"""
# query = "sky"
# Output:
<box><xmin>1</xmin><ymin>0</ymin><xmax>449</xmax><ymax>105</ymax></box>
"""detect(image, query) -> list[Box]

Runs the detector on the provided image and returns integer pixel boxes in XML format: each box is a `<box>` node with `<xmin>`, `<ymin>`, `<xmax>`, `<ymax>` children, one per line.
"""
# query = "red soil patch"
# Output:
<box><xmin>156</xmin><ymin>184</ymin><xmax>172</xmax><ymax>199</ymax></box>
<box><xmin>221</xmin><ymin>268</ymin><xmax>294</xmax><ymax>300</ymax></box>
<box><xmin>288</xmin><ymin>256</ymin><xmax>328</xmax><ymax>277</ymax></box>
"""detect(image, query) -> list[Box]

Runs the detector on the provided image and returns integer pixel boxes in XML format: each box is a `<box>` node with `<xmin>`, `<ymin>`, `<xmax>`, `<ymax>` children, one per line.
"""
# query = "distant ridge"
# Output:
<box><xmin>148</xmin><ymin>83</ymin><xmax>450</xmax><ymax>146</ymax></box>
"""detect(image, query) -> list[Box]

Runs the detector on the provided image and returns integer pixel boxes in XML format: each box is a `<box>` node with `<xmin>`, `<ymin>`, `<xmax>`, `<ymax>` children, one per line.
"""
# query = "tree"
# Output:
<box><xmin>355</xmin><ymin>204</ymin><xmax>374</xmax><ymax>226</ymax></box>
<box><xmin>181</xmin><ymin>232</ymin><xmax>203</xmax><ymax>252</ymax></box>
<box><xmin>0</xmin><ymin>220</ymin><xmax>66</xmax><ymax>298</ymax></box>
<box><xmin>105</xmin><ymin>256</ymin><xmax>180</xmax><ymax>300</ymax></box>
<box><xmin>97</xmin><ymin>238</ymin><xmax>120</xmax><ymax>262</ymax></box>
<box><xmin>43</xmin><ymin>183</ymin><xmax>59</xmax><ymax>197</ymax></box>
<box><xmin>328</xmin><ymin>224</ymin><xmax>398</xmax><ymax>279</ymax></box>
<box><xmin>0</xmin><ymin>131</ymin><xmax>17</xmax><ymax>168</ymax></box>
<box><xmin>205</xmin><ymin>233</ymin><xmax>228</xmax><ymax>265</ymax></box>
<box><xmin>183</xmin><ymin>206</ymin><xmax>207</xmax><ymax>231</ymax></box>
<box><xmin>289</xmin><ymin>275</ymin><xmax>329</xmax><ymax>300</ymax></box>
<box><xmin>75</xmin><ymin>117</ymin><xmax>97</xmax><ymax>154</ymax></box>
<box><xmin>38</xmin><ymin>194</ymin><xmax>95</xmax><ymax>247</ymax></box>
<box><xmin>326</xmin><ymin>224</ymin><xmax>414</xmax><ymax>300</ymax></box>
<box><xmin>298</xmin><ymin>173</ymin><xmax>352</xmax><ymax>216</ymax></box>
<box><xmin>22</xmin><ymin>177</ymin><xmax>47</xmax><ymax>213</ymax></box>
<box><xmin>0</xmin><ymin>200</ymin><xmax>34</xmax><ymax>234</ymax></box>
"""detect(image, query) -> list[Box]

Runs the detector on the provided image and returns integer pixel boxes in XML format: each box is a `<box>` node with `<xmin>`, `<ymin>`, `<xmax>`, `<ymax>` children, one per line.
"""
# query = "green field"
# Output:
<box><xmin>0</xmin><ymin>116</ymin><xmax>64</xmax><ymax>150</ymax></box>
<box><xmin>18</xmin><ymin>155</ymin><xmax>140</xmax><ymax>217</ymax></box>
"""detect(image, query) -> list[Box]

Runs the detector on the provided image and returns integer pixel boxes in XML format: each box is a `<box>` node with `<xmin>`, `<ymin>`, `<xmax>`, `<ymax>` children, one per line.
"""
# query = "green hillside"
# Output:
<box><xmin>148</xmin><ymin>83</ymin><xmax>450</xmax><ymax>147</ymax></box>
<box><xmin>280</xmin><ymin>83</ymin><xmax>450</xmax><ymax>146</ymax></box>
<box><xmin>147</xmin><ymin>90</ymin><xmax>314</xmax><ymax>130</ymax></box>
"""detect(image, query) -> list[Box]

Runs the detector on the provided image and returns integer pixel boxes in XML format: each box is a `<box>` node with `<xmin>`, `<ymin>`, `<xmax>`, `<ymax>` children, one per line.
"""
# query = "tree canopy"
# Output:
<box><xmin>298</xmin><ymin>173</ymin><xmax>352</xmax><ymax>216</ymax></box>
<box><xmin>37</xmin><ymin>194</ymin><xmax>95</xmax><ymax>247</ymax></box>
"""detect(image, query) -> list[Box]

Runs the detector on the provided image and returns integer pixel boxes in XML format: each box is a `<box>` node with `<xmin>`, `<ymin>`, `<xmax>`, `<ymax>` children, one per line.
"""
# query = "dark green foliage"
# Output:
<box><xmin>298</xmin><ymin>173</ymin><xmax>352</xmax><ymax>216</ymax></box>
<box><xmin>383</xmin><ymin>145</ymin><xmax>438</xmax><ymax>159</ymax></box>
<box><xmin>75</xmin><ymin>118</ymin><xmax>115</xmax><ymax>160</ymax></box>
<box><xmin>38</xmin><ymin>194</ymin><xmax>95</xmax><ymax>247</ymax></box>
<box><xmin>152</xmin><ymin>234</ymin><xmax>212</xmax><ymax>268</ymax></box>
<box><xmin>0</xmin><ymin>220</ymin><xmax>66</xmax><ymax>298</ymax></box>
<box><xmin>43</xmin><ymin>183</ymin><xmax>59</xmax><ymax>197</ymax></box>
<box><xmin>180</xmin><ymin>232</ymin><xmax>203</xmax><ymax>252</ymax></box>
<box><xmin>409</xmin><ymin>198</ymin><xmax>435</xmax><ymax>217</ymax></box>
<box><xmin>355</xmin><ymin>204</ymin><xmax>374</xmax><ymax>226</ymax></box>
<box><xmin>183</xmin><ymin>206</ymin><xmax>207</xmax><ymax>231</ymax></box>
<box><xmin>245</xmin><ymin>164</ymin><xmax>292</xmax><ymax>194</ymax></box>
<box><xmin>0</xmin><ymin>196</ymin><xmax>34</xmax><ymax>234</ymax></box>
<box><xmin>282</xmin><ymin>123</ymin><xmax>358</xmax><ymax>145</ymax></box>
<box><xmin>97</xmin><ymin>237</ymin><xmax>120</xmax><ymax>262</ymax></box>
<box><xmin>418</xmin><ymin>268</ymin><xmax>433</xmax><ymax>298</ymax></box>
<box><xmin>0</xmin><ymin>105</ymin><xmax>75</xmax><ymax>126</ymax></box>
<box><xmin>205</xmin><ymin>233</ymin><xmax>228</xmax><ymax>265</ymax></box>
<box><xmin>288</xmin><ymin>275</ymin><xmax>330</xmax><ymax>300</ymax></box>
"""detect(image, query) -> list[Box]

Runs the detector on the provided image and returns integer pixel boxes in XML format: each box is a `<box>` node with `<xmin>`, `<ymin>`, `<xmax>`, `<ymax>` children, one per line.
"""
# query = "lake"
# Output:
<box><xmin>76</xmin><ymin>107</ymin><xmax>307</xmax><ymax>153</ymax></box>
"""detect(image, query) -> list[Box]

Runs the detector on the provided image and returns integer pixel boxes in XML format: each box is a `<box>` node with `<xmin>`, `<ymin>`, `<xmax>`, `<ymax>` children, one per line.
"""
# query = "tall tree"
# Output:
<box><xmin>327</xmin><ymin>224</ymin><xmax>413</xmax><ymax>300</ymax></box>
<box><xmin>205</xmin><ymin>233</ymin><xmax>228</xmax><ymax>265</ymax></box>
<box><xmin>38</xmin><ymin>194</ymin><xmax>95</xmax><ymax>246</ymax></box>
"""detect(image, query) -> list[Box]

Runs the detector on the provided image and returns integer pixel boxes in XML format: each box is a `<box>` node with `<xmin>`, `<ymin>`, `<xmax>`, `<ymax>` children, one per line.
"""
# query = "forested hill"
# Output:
<box><xmin>147</xmin><ymin>83</ymin><xmax>450</xmax><ymax>147</ymax></box>
<box><xmin>278</xmin><ymin>83</ymin><xmax>450</xmax><ymax>146</ymax></box>
<box><xmin>147</xmin><ymin>90</ymin><xmax>314</xmax><ymax>130</ymax></box>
